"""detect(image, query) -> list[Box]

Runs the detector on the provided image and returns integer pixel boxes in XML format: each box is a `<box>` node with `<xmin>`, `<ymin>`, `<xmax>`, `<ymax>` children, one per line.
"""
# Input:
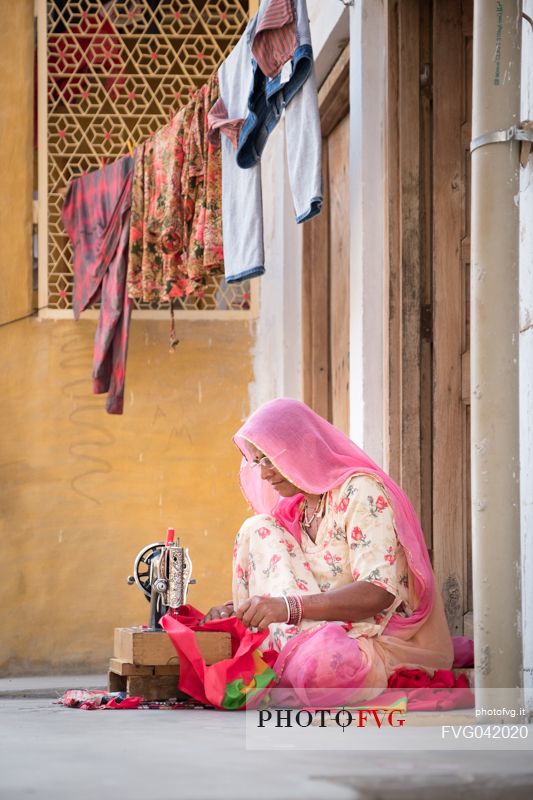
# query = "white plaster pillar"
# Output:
<box><xmin>519</xmin><ymin>0</ymin><xmax>533</xmax><ymax>705</ymax></box>
<box><xmin>471</xmin><ymin>0</ymin><xmax>522</xmax><ymax>698</ymax></box>
<box><xmin>349</xmin><ymin>0</ymin><xmax>387</xmax><ymax>464</ymax></box>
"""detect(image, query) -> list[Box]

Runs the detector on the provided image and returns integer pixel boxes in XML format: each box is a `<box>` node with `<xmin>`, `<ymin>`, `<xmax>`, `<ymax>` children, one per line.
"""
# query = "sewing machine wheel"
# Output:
<box><xmin>132</xmin><ymin>542</ymin><xmax>164</xmax><ymax>600</ymax></box>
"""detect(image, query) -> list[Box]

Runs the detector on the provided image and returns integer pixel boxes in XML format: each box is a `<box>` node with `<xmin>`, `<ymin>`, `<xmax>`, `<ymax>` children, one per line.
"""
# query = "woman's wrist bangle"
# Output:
<box><xmin>297</xmin><ymin>594</ymin><xmax>304</xmax><ymax>622</ymax></box>
<box><xmin>286</xmin><ymin>594</ymin><xmax>304</xmax><ymax>626</ymax></box>
<box><xmin>282</xmin><ymin>594</ymin><xmax>291</xmax><ymax>623</ymax></box>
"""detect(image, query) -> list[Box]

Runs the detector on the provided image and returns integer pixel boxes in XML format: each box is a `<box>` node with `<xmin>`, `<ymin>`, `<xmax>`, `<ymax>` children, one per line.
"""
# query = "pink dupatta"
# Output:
<box><xmin>233</xmin><ymin>398</ymin><xmax>434</xmax><ymax>638</ymax></box>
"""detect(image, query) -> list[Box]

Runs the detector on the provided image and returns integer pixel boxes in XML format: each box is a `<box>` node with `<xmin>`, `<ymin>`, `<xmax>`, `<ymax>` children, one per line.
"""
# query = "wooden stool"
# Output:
<box><xmin>108</xmin><ymin>626</ymin><xmax>232</xmax><ymax>701</ymax></box>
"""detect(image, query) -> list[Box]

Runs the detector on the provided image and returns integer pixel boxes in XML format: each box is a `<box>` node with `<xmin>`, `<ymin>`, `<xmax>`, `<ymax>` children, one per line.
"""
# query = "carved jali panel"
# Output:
<box><xmin>43</xmin><ymin>0</ymin><xmax>250</xmax><ymax>312</ymax></box>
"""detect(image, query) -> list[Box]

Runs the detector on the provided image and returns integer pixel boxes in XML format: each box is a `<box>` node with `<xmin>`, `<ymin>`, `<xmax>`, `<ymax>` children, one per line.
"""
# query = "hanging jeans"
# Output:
<box><xmin>217</xmin><ymin>0</ymin><xmax>322</xmax><ymax>283</ymax></box>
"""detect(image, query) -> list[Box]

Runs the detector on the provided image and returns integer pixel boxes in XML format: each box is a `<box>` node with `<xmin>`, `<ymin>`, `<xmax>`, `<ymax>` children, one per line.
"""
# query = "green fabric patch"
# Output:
<box><xmin>221</xmin><ymin>667</ymin><xmax>277</xmax><ymax>710</ymax></box>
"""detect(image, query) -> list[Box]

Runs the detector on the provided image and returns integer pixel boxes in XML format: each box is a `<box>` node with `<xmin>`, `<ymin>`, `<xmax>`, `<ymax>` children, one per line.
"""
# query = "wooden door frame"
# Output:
<box><xmin>302</xmin><ymin>44</ymin><xmax>350</xmax><ymax>421</ymax></box>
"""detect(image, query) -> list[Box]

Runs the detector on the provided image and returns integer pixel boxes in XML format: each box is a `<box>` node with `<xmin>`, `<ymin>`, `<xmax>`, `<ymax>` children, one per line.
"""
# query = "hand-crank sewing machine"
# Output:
<box><xmin>127</xmin><ymin>528</ymin><xmax>196</xmax><ymax>630</ymax></box>
<box><xmin>109</xmin><ymin>530</ymin><xmax>228</xmax><ymax>701</ymax></box>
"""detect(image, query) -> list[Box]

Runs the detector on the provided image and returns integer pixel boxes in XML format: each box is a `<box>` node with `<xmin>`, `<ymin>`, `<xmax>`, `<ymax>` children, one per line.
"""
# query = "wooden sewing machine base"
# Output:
<box><xmin>108</xmin><ymin>626</ymin><xmax>232</xmax><ymax>701</ymax></box>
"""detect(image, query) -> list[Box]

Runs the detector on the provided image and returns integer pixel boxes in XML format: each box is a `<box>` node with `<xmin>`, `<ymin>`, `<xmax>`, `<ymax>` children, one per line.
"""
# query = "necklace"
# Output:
<box><xmin>301</xmin><ymin>494</ymin><xmax>325</xmax><ymax>529</ymax></box>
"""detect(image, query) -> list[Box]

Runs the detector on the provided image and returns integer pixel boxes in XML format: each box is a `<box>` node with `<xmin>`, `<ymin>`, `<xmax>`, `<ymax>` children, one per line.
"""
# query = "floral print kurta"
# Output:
<box><xmin>127</xmin><ymin>76</ymin><xmax>223</xmax><ymax>303</ymax></box>
<box><xmin>232</xmin><ymin>473</ymin><xmax>411</xmax><ymax>653</ymax></box>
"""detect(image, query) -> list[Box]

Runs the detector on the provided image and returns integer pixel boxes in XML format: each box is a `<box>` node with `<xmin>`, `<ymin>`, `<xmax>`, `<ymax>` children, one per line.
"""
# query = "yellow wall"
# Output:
<box><xmin>0</xmin><ymin>0</ymin><xmax>33</xmax><ymax>326</ymax></box>
<box><xmin>0</xmin><ymin>0</ymin><xmax>256</xmax><ymax>675</ymax></box>
<box><xmin>0</xmin><ymin>317</ymin><xmax>254</xmax><ymax>674</ymax></box>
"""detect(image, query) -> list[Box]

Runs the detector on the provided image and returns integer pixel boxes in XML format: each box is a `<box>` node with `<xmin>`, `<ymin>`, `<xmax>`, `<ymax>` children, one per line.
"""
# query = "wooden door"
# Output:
<box><xmin>432</xmin><ymin>0</ymin><xmax>473</xmax><ymax>636</ymax></box>
<box><xmin>386</xmin><ymin>0</ymin><xmax>472</xmax><ymax>634</ymax></box>
<box><xmin>302</xmin><ymin>47</ymin><xmax>350</xmax><ymax>433</ymax></box>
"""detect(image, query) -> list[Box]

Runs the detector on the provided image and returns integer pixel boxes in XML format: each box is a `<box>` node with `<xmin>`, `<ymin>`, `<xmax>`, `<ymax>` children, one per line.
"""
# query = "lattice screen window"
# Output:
<box><xmin>37</xmin><ymin>0</ymin><xmax>254</xmax><ymax>318</ymax></box>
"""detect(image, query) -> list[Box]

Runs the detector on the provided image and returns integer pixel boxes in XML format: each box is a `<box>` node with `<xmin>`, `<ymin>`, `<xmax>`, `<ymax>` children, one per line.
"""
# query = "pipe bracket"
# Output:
<box><xmin>470</xmin><ymin>124</ymin><xmax>533</xmax><ymax>153</ymax></box>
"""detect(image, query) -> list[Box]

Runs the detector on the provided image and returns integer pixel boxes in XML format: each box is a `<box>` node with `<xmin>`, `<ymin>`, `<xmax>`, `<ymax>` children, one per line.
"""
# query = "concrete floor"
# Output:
<box><xmin>1</xmin><ymin>677</ymin><xmax>533</xmax><ymax>800</ymax></box>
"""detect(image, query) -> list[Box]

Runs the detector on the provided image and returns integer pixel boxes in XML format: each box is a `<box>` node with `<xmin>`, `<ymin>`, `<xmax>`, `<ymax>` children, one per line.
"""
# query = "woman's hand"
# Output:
<box><xmin>235</xmin><ymin>595</ymin><xmax>288</xmax><ymax>631</ymax></box>
<box><xmin>199</xmin><ymin>603</ymin><xmax>234</xmax><ymax>625</ymax></box>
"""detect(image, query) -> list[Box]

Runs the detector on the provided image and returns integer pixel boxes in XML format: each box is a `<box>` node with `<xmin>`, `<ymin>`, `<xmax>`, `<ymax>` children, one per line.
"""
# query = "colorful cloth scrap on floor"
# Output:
<box><xmin>55</xmin><ymin>689</ymin><xmax>210</xmax><ymax>711</ymax></box>
<box><xmin>56</xmin><ymin>690</ymin><xmax>143</xmax><ymax>710</ymax></box>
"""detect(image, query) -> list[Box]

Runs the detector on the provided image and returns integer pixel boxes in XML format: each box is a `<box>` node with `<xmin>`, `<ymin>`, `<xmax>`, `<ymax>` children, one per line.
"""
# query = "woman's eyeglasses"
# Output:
<box><xmin>250</xmin><ymin>456</ymin><xmax>275</xmax><ymax>470</ymax></box>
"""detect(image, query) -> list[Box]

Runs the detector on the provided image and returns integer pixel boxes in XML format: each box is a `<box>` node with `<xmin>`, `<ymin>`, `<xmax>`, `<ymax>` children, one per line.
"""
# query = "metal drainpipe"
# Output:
<box><xmin>471</xmin><ymin>0</ymin><xmax>522</xmax><ymax>706</ymax></box>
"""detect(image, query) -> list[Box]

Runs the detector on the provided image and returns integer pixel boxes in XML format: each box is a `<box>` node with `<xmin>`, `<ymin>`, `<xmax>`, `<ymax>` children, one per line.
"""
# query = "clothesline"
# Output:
<box><xmin>62</xmin><ymin>0</ymin><xmax>323</xmax><ymax>415</ymax></box>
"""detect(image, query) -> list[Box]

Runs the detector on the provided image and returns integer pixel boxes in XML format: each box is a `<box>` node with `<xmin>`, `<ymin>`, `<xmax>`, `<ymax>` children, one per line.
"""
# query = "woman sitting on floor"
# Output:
<box><xmin>202</xmin><ymin>398</ymin><xmax>453</xmax><ymax>705</ymax></box>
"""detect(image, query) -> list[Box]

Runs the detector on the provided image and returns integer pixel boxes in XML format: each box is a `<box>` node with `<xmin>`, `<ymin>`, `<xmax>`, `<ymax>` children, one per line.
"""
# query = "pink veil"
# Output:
<box><xmin>233</xmin><ymin>398</ymin><xmax>434</xmax><ymax>635</ymax></box>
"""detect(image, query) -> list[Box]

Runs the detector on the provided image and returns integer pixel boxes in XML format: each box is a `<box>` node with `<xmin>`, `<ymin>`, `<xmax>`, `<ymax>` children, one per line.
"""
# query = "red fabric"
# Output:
<box><xmin>388</xmin><ymin>668</ymin><xmax>471</xmax><ymax>690</ymax></box>
<box><xmin>387</xmin><ymin>667</ymin><xmax>474</xmax><ymax>711</ymax></box>
<box><xmin>104</xmin><ymin>697</ymin><xmax>143</xmax><ymax>710</ymax></box>
<box><xmin>160</xmin><ymin>605</ymin><xmax>277</xmax><ymax>709</ymax></box>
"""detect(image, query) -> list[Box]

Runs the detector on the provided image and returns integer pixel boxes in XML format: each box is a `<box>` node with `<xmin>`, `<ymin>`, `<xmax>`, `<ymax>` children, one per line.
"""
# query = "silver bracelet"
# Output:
<box><xmin>282</xmin><ymin>594</ymin><xmax>291</xmax><ymax>623</ymax></box>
